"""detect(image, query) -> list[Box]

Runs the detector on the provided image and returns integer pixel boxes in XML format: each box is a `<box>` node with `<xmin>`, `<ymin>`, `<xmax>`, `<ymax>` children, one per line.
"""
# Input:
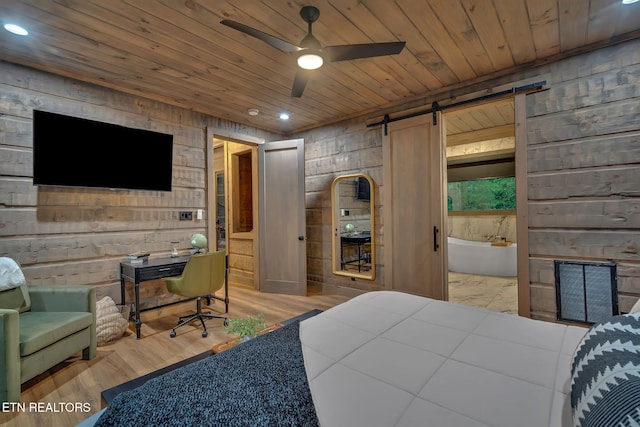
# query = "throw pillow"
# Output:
<box><xmin>571</xmin><ymin>313</ymin><xmax>640</xmax><ymax>427</ymax></box>
<box><xmin>0</xmin><ymin>257</ymin><xmax>26</xmax><ymax>291</ymax></box>
<box><xmin>96</xmin><ymin>296</ymin><xmax>129</xmax><ymax>346</ymax></box>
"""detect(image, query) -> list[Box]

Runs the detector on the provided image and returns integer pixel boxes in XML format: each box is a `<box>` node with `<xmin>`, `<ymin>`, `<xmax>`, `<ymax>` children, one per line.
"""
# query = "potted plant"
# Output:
<box><xmin>224</xmin><ymin>313</ymin><xmax>267</xmax><ymax>342</ymax></box>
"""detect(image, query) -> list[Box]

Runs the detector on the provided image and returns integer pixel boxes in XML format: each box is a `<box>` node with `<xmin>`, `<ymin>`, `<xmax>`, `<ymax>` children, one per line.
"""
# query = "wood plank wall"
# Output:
<box><xmin>0</xmin><ymin>61</ymin><xmax>278</xmax><ymax>306</ymax></box>
<box><xmin>299</xmin><ymin>120</ymin><xmax>384</xmax><ymax>293</ymax></box>
<box><xmin>298</xmin><ymin>37</ymin><xmax>640</xmax><ymax>320</ymax></box>
<box><xmin>1</xmin><ymin>37</ymin><xmax>639</xmax><ymax>321</ymax></box>
<box><xmin>525</xmin><ymin>40</ymin><xmax>640</xmax><ymax>321</ymax></box>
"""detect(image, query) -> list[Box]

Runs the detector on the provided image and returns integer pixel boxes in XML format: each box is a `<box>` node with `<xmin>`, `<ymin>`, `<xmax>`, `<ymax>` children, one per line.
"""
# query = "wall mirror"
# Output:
<box><xmin>331</xmin><ymin>174</ymin><xmax>375</xmax><ymax>280</ymax></box>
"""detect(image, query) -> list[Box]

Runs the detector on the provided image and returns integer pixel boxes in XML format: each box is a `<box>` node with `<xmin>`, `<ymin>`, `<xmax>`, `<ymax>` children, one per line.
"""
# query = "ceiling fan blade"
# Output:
<box><xmin>291</xmin><ymin>71</ymin><xmax>312</xmax><ymax>97</ymax></box>
<box><xmin>220</xmin><ymin>20</ymin><xmax>301</xmax><ymax>53</ymax></box>
<box><xmin>324</xmin><ymin>41</ymin><xmax>406</xmax><ymax>62</ymax></box>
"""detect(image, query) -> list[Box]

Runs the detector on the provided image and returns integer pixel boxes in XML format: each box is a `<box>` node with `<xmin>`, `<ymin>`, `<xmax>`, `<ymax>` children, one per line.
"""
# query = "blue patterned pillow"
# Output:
<box><xmin>571</xmin><ymin>313</ymin><xmax>640</xmax><ymax>427</ymax></box>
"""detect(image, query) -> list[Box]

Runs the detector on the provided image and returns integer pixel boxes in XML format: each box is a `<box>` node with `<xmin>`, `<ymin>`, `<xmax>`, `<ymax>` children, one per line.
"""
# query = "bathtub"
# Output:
<box><xmin>447</xmin><ymin>237</ymin><xmax>517</xmax><ymax>277</ymax></box>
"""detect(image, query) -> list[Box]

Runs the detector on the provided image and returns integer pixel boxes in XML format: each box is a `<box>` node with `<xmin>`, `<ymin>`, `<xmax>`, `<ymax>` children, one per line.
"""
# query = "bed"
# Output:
<box><xmin>84</xmin><ymin>291</ymin><xmax>640</xmax><ymax>427</ymax></box>
<box><xmin>300</xmin><ymin>291</ymin><xmax>585</xmax><ymax>427</ymax></box>
<box><xmin>301</xmin><ymin>291</ymin><xmax>640</xmax><ymax>427</ymax></box>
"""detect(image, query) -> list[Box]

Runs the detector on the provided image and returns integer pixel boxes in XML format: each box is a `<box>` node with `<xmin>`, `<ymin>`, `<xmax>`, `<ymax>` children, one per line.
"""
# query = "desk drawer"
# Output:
<box><xmin>138</xmin><ymin>264</ymin><xmax>185</xmax><ymax>281</ymax></box>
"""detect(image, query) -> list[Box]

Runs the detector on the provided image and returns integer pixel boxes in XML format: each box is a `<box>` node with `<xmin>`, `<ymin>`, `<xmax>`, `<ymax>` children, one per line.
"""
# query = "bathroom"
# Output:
<box><xmin>444</xmin><ymin>99</ymin><xmax>518</xmax><ymax>314</ymax></box>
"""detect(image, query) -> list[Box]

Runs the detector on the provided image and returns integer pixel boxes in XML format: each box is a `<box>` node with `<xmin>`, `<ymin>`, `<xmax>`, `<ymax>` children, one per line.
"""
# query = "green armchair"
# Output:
<box><xmin>0</xmin><ymin>259</ymin><xmax>96</xmax><ymax>402</ymax></box>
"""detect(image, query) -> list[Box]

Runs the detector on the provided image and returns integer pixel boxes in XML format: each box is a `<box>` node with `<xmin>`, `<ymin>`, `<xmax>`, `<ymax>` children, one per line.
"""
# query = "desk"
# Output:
<box><xmin>340</xmin><ymin>232</ymin><xmax>371</xmax><ymax>272</ymax></box>
<box><xmin>120</xmin><ymin>256</ymin><xmax>190</xmax><ymax>339</ymax></box>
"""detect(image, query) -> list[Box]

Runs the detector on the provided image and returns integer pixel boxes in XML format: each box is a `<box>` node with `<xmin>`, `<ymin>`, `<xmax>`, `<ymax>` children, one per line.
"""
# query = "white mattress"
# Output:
<box><xmin>300</xmin><ymin>291</ymin><xmax>587</xmax><ymax>427</ymax></box>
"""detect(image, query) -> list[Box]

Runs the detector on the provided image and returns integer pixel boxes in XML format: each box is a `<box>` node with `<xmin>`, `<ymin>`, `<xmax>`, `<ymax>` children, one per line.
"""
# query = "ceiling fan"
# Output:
<box><xmin>221</xmin><ymin>6</ymin><xmax>406</xmax><ymax>97</ymax></box>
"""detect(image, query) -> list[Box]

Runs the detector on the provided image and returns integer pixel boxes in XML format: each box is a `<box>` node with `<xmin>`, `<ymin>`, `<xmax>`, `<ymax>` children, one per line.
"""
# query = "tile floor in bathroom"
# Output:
<box><xmin>448</xmin><ymin>271</ymin><xmax>518</xmax><ymax>315</ymax></box>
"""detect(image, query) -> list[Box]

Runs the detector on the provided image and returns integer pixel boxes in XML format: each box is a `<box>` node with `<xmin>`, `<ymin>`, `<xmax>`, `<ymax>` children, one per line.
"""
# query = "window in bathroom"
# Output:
<box><xmin>447</xmin><ymin>177</ymin><xmax>516</xmax><ymax>211</ymax></box>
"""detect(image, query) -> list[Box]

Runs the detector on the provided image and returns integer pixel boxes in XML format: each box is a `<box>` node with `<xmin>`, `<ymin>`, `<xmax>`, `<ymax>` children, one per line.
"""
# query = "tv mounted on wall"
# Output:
<box><xmin>355</xmin><ymin>176</ymin><xmax>370</xmax><ymax>201</ymax></box>
<box><xmin>32</xmin><ymin>110</ymin><xmax>173</xmax><ymax>192</ymax></box>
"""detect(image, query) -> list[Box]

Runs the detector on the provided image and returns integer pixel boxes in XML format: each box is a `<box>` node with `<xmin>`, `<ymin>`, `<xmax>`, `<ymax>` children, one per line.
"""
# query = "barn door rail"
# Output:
<box><xmin>369</xmin><ymin>81</ymin><xmax>546</xmax><ymax>135</ymax></box>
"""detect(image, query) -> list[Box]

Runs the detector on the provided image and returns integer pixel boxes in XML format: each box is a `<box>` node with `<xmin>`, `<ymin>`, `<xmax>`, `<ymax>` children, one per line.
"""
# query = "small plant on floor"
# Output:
<box><xmin>224</xmin><ymin>313</ymin><xmax>267</xmax><ymax>342</ymax></box>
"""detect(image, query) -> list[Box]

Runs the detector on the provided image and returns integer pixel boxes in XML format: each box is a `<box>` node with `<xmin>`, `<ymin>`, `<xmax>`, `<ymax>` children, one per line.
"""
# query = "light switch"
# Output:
<box><xmin>196</xmin><ymin>209</ymin><xmax>203</xmax><ymax>220</ymax></box>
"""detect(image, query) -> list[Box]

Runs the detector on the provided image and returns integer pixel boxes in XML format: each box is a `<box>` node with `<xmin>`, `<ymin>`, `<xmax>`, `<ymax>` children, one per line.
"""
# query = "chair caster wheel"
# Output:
<box><xmin>223</xmin><ymin>319</ymin><xmax>229</xmax><ymax>326</ymax></box>
<box><xmin>202</xmin><ymin>331</ymin><xmax>208</xmax><ymax>338</ymax></box>
<box><xmin>170</xmin><ymin>330</ymin><xmax>176</xmax><ymax>338</ymax></box>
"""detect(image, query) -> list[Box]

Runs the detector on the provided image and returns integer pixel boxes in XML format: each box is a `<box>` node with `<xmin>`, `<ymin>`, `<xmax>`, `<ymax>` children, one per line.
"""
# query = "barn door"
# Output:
<box><xmin>382</xmin><ymin>114</ymin><xmax>447</xmax><ymax>299</ymax></box>
<box><xmin>258</xmin><ymin>138</ymin><xmax>307</xmax><ymax>295</ymax></box>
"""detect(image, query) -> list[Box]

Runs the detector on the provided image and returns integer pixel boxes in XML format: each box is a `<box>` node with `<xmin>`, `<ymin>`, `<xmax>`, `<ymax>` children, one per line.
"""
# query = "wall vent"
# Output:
<box><xmin>555</xmin><ymin>260</ymin><xmax>618</xmax><ymax>324</ymax></box>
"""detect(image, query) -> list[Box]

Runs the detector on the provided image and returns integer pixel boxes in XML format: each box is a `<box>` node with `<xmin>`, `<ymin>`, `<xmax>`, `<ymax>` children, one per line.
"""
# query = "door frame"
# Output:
<box><xmin>514</xmin><ymin>94</ymin><xmax>530</xmax><ymax>317</ymax></box>
<box><xmin>206</xmin><ymin>128</ymin><xmax>264</xmax><ymax>289</ymax></box>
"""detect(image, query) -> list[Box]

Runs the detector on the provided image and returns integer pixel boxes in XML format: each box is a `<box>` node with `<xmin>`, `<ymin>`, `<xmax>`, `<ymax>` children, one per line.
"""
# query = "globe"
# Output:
<box><xmin>344</xmin><ymin>223</ymin><xmax>355</xmax><ymax>233</ymax></box>
<box><xmin>190</xmin><ymin>233</ymin><xmax>208</xmax><ymax>253</ymax></box>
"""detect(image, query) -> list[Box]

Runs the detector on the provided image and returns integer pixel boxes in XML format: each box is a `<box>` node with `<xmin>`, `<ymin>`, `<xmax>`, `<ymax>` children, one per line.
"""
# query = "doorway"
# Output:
<box><xmin>443</xmin><ymin>98</ymin><xmax>518</xmax><ymax>314</ymax></box>
<box><xmin>208</xmin><ymin>131</ymin><xmax>307</xmax><ymax>296</ymax></box>
<box><xmin>211</xmin><ymin>137</ymin><xmax>259</xmax><ymax>289</ymax></box>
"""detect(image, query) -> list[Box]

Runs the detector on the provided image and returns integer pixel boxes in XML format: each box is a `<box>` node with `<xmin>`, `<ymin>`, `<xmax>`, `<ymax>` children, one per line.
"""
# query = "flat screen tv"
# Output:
<box><xmin>32</xmin><ymin>110</ymin><xmax>173</xmax><ymax>192</ymax></box>
<box><xmin>355</xmin><ymin>176</ymin><xmax>370</xmax><ymax>201</ymax></box>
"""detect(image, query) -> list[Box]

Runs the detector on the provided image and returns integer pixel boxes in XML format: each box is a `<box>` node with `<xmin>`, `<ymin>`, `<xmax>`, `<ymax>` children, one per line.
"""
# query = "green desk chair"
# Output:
<box><xmin>162</xmin><ymin>252</ymin><xmax>229</xmax><ymax>338</ymax></box>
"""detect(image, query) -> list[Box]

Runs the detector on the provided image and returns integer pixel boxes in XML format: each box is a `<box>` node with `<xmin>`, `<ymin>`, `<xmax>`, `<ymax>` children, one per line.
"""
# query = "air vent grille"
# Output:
<box><xmin>555</xmin><ymin>260</ymin><xmax>617</xmax><ymax>324</ymax></box>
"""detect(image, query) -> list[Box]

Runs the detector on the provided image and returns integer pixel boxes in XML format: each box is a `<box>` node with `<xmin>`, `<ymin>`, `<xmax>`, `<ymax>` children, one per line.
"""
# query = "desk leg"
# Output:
<box><xmin>120</xmin><ymin>277</ymin><xmax>125</xmax><ymax>306</ymax></box>
<box><xmin>134</xmin><ymin>280</ymin><xmax>141</xmax><ymax>340</ymax></box>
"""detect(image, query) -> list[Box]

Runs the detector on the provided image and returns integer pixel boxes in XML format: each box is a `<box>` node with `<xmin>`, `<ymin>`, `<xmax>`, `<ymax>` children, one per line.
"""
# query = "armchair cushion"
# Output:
<box><xmin>19</xmin><ymin>311</ymin><xmax>93</xmax><ymax>357</ymax></box>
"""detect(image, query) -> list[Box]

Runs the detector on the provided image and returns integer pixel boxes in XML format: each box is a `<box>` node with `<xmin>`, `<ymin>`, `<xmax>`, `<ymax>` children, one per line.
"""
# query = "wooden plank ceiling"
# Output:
<box><xmin>1</xmin><ymin>0</ymin><xmax>639</xmax><ymax>134</ymax></box>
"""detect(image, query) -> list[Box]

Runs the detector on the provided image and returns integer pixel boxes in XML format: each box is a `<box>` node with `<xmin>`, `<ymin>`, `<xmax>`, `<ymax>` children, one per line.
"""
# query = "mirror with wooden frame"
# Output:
<box><xmin>331</xmin><ymin>174</ymin><xmax>375</xmax><ymax>280</ymax></box>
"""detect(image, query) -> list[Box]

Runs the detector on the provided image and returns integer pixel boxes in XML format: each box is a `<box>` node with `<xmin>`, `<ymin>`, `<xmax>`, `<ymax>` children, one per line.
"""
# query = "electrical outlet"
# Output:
<box><xmin>179</xmin><ymin>211</ymin><xmax>193</xmax><ymax>221</ymax></box>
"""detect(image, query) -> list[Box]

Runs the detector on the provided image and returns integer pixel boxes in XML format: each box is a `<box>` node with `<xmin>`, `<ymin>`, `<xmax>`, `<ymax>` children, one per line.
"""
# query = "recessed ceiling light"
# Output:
<box><xmin>4</xmin><ymin>23</ymin><xmax>28</xmax><ymax>36</ymax></box>
<box><xmin>247</xmin><ymin>108</ymin><xmax>259</xmax><ymax>116</ymax></box>
<box><xmin>279</xmin><ymin>113</ymin><xmax>290</xmax><ymax>120</ymax></box>
<box><xmin>622</xmin><ymin>0</ymin><xmax>639</xmax><ymax>4</ymax></box>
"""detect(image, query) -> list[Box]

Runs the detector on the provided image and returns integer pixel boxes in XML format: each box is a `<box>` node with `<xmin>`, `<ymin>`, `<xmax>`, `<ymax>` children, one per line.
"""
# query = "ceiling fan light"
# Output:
<box><xmin>297</xmin><ymin>53</ymin><xmax>323</xmax><ymax>70</ymax></box>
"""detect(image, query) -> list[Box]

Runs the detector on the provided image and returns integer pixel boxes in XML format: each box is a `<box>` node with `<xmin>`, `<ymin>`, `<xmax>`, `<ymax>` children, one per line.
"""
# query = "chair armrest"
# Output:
<box><xmin>0</xmin><ymin>309</ymin><xmax>20</xmax><ymax>402</ymax></box>
<box><xmin>27</xmin><ymin>285</ymin><xmax>96</xmax><ymax>313</ymax></box>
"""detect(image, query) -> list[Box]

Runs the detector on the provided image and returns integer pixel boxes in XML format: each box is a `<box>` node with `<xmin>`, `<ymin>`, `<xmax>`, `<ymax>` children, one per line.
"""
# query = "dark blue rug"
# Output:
<box><xmin>94</xmin><ymin>321</ymin><xmax>318</xmax><ymax>427</ymax></box>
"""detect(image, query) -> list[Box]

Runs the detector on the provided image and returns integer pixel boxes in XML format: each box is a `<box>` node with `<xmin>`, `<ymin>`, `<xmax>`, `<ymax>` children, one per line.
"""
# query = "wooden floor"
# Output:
<box><xmin>0</xmin><ymin>285</ymin><xmax>351</xmax><ymax>427</ymax></box>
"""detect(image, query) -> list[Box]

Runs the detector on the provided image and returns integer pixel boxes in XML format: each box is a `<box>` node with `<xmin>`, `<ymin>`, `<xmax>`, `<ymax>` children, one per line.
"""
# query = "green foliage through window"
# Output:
<box><xmin>448</xmin><ymin>177</ymin><xmax>516</xmax><ymax>211</ymax></box>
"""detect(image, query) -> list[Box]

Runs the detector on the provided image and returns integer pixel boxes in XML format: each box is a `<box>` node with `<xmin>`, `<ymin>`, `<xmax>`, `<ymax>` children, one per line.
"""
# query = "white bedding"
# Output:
<box><xmin>300</xmin><ymin>291</ymin><xmax>587</xmax><ymax>427</ymax></box>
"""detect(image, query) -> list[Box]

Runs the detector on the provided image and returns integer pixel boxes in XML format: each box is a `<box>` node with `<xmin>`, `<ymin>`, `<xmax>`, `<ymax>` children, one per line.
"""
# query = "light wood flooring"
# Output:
<box><xmin>448</xmin><ymin>272</ymin><xmax>518</xmax><ymax>314</ymax></box>
<box><xmin>0</xmin><ymin>286</ymin><xmax>351</xmax><ymax>427</ymax></box>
